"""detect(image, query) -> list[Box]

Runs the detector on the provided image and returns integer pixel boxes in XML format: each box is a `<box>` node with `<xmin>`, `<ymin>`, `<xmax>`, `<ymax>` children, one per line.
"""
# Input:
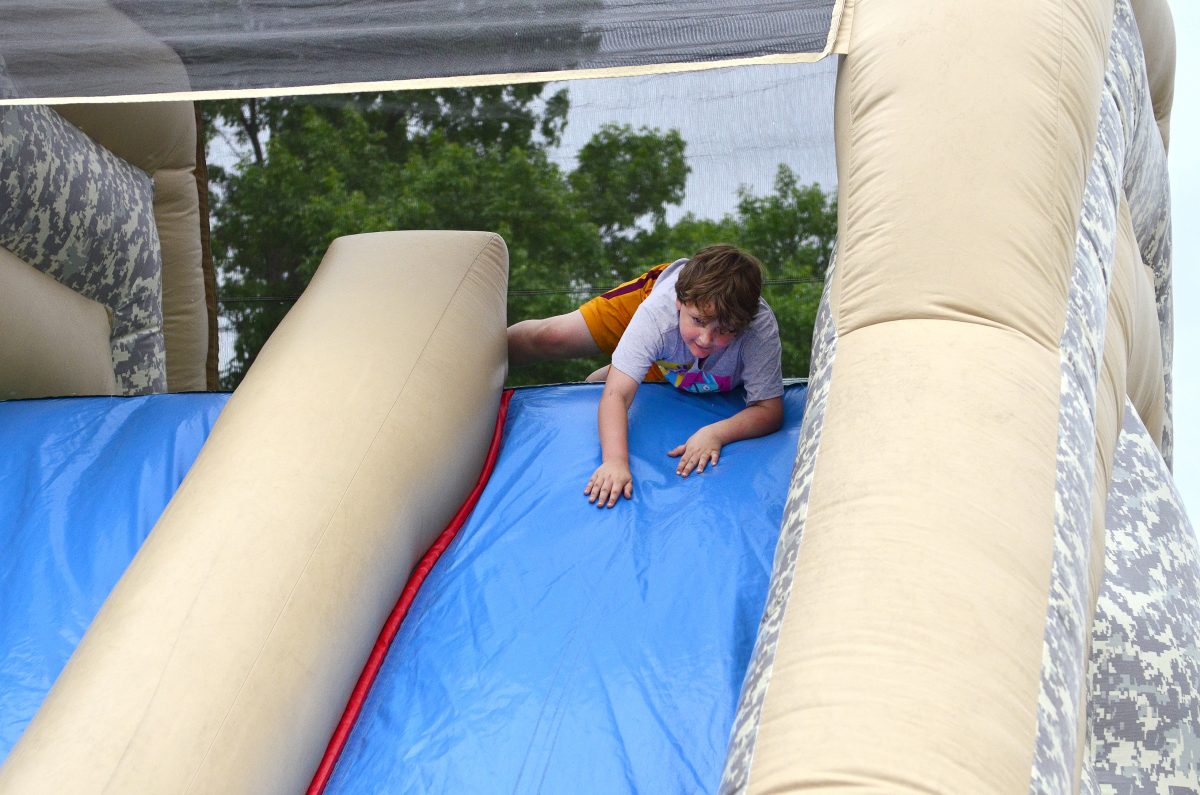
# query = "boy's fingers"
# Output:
<box><xmin>667</xmin><ymin>445</ymin><xmax>684</xmax><ymax>457</ymax></box>
<box><xmin>672</xmin><ymin>447</ymin><xmax>720</xmax><ymax>478</ymax></box>
<box><xmin>624</xmin><ymin>482</ymin><xmax>633</xmax><ymax>498</ymax></box>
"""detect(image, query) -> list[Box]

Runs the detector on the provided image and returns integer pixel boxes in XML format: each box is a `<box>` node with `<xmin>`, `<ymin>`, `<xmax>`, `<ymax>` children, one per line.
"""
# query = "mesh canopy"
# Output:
<box><xmin>207</xmin><ymin>61</ymin><xmax>838</xmax><ymax>385</ymax></box>
<box><xmin>555</xmin><ymin>61</ymin><xmax>838</xmax><ymax>221</ymax></box>
<box><xmin>0</xmin><ymin>0</ymin><xmax>841</xmax><ymax>103</ymax></box>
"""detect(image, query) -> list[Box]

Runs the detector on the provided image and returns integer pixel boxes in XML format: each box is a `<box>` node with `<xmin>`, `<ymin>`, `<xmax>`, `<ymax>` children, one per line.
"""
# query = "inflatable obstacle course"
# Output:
<box><xmin>0</xmin><ymin>0</ymin><xmax>1196</xmax><ymax>791</ymax></box>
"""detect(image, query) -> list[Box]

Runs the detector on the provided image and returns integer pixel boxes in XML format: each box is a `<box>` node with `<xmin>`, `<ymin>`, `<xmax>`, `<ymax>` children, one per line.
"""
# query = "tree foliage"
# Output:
<box><xmin>202</xmin><ymin>85</ymin><xmax>836</xmax><ymax>389</ymax></box>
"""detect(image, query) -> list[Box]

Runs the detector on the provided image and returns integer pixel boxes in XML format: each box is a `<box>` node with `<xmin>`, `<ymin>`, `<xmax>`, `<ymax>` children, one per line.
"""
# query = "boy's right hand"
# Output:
<box><xmin>585</xmin><ymin>461</ymin><xmax>634</xmax><ymax>508</ymax></box>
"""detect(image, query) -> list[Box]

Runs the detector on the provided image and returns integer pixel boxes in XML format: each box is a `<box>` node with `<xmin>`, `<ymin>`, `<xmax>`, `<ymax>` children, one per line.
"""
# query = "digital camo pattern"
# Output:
<box><xmin>1109</xmin><ymin>0</ymin><xmax>1174</xmax><ymax>465</ymax></box>
<box><xmin>1088</xmin><ymin>402</ymin><xmax>1200</xmax><ymax>793</ymax></box>
<box><xmin>0</xmin><ymin>61</ymin><xmax>164</xmax><ymax>395</ymax></box>
<box><xmin>1030</xmin><ymin>7</ymin><xmax>1128</xmax><ymax>791</ymax></box>
<box><xmin>717</xmin><ymin>249</ymin><xmax>837</xmax><ymax>795</ymax></box>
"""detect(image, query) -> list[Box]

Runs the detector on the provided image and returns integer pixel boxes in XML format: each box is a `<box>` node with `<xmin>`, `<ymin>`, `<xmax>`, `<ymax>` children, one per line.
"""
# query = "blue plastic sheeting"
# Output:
<box><xmin>328</xmin><ymin>382</ymin><xmax>807</xmax><ymax>794</ymax></box>
<box><xmin>0</xmin><ymin>393</ymin><xmax>229</xmax><ymax>761</ymax></box>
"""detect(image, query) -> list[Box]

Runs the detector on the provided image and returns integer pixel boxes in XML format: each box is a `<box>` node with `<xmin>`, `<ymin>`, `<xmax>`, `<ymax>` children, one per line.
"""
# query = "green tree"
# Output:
<box><xmin>203</xmin><ymin>89</ymin><xmax>836</xmax><ymax>389</ymax></box>
<box><xmin>203</xmin><ymin>91</ymin><xmax>691</xmax><ymax>388</ymax></box>
<box><xmin>570</xmin><ymin>125</ymin><xmax>688</xmax><ymax>243</ymax></box>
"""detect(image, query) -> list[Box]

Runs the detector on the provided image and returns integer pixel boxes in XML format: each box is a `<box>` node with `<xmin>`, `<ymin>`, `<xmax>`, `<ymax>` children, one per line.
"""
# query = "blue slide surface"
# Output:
<box><xmin>0</xmin><ymin>383</ymin><xmax>806</xmax><ymax>792</ymax></box>
<box><xmin>327</xmin><ymin>382</ymin><xmax>807</xmax><ymax>794</ymax></box>
<box><xmin>0</xmin><ymin>393</ymin><xmax>228</xmax><ymax>760</ymax></box>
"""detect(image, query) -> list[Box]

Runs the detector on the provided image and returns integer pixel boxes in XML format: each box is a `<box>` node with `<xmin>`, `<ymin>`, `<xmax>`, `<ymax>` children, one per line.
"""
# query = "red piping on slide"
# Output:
<box><xmin>307</xmin><ymin>388</ymin><xmax>514</xmax><ymax>794</ymax></box>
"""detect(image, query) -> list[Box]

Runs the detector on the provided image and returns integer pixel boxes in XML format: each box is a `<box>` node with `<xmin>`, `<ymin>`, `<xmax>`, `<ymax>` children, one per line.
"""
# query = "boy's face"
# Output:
<box><xmin>676</xmin><ymin>300</ymin><xmax>739</xmax><ymax>359</ymax></box>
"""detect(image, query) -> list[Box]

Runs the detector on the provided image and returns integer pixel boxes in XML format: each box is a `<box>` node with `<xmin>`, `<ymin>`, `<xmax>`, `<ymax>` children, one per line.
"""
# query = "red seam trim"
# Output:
<box><xmin>307</xmin><ymin>388</ymin><xmax>514</xmax><ymax>794</ymax></box>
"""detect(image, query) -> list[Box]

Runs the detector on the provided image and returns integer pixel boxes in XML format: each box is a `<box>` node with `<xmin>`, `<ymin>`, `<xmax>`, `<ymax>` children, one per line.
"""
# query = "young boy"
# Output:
<box><xmin>507</xmin><ymin>244</ymin><xmax>784</xmax><ymax>507</ymax></box>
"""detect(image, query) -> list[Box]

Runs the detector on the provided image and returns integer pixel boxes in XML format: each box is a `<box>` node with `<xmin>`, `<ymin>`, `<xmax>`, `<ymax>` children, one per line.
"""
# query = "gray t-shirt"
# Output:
<box><xmin>610</xmin><ymin>259</ymin><xmax>784</xmax><ymax>404</ymax></box>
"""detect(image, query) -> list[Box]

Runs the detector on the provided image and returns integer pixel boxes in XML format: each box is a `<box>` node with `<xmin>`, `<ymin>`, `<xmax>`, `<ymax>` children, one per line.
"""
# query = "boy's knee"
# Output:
<box><xmin>509</xmin><ymin>312</ymin><xmax>598</xmax><ymax>365</ymax></box>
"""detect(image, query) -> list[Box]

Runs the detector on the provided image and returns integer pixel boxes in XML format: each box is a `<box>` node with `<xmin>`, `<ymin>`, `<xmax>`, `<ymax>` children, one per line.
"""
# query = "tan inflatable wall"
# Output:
<box><xmin>0</xmin><ymin>1</ymin><xmax>209</xmax><ymax>398</ymax></box>
<box><xmin>56</xmin><ymin>101</ymin><xmax>209</xmax><ymax>393</ymax></box>
<box><xmin>0</xmin><ymin>231</ymin><xmax>509</xmax><ymax>793</ymax></box>
<box><xmin>721</xmin><ymin>0</ymin><xmax>1179</xmax><ymax>791</ymax></box>
<box><xmin>0</xmin><ymin>245</ymin><xmax>116</xmax><ymax>399</ymax></box>
<box><xmin>1130</xmin><ymin>0</ymin><xmax>1176</xmax><ymax>149</ymax></box>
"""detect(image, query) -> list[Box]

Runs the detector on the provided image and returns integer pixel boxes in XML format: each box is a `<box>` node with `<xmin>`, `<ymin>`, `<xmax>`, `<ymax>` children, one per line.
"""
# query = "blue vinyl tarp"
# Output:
<box><xmin>0</xmin><ymin>383</ymin><xmax>806</xmax><ymax>790</ymax></box>
<box><xmin>0</xmin><ymin>393</ymin><xmax>228</xmax><ymax>760</ymax></box>
<box><xmin>327</xmin><ymin>382</ymin><xmax>807</xmax><ymax>794</ymax></box>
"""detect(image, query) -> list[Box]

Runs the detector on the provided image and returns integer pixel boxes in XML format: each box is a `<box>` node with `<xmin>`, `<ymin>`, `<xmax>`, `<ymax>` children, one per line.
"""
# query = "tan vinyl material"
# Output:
<box><xmin>1080</xmin><ymin>200</ymin><xmax>1147</xmax><ymax>763</ymax></box>
<box><xmin>1063</xmin><ymin>196</ymin><xmax>1170</xmax><ymax>790</ymax></box>
<box><xmin>1129</xmin><ymin>0</ymin><xmax>1176</xmax><ymax>149</ymax></box>
<box><xmin>152</xmin><ymin>165</ymin><xmax>208</xmax><ymax>391</ymax></box>
<box><xmin>743</xmin><ymin>0</ymin><xmax>1115</xmax><ymax>790</ymax></box>
<box><xmin>1113</xmin><ymin>201</ymin><xmax>1165</xmax><ymax>444</ymax></box>
<box><xmin>0</xmin><ymin>231</ymin><xmax>509</xmax><ymax>794</ymax></box>
<box><xmin>0</xmin><ymin>246</ymin><xmax>116</xmax><ymax>399</ymax></box>
<box><xmin>56</xmin><ymin>102</ymin><xmax>209</xmax><ymax>392</ymax></box>
<box><xmin>755</xmin><ymin>324</ymin><xmax>1063</xmax><ymax>791</ymax></box>
<box><xmin>54</xmin><ymin>102</ymin><xmax>195</xmax><ymax>171</ymax></box>
<box><xmin>829</xmin><ymin>0</ymin><xmax>855</xmax><ymax>55</ymax></box>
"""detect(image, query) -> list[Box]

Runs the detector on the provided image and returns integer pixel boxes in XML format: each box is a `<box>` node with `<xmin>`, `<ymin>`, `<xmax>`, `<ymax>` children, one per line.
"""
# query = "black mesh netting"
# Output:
<box><xmin>0</xmin><ymin>0</ymin><xmax>837</xmax><ymax>101</ymax></box>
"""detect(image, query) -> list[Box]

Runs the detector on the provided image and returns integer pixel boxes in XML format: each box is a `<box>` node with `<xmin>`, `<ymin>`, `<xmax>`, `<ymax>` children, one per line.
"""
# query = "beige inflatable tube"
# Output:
<box><xmin>0</xmin><ymin>230</ymin><xmax>508</xmax><ymax>793</ymax></box>
<box><xmin>722</xmin><ymin>0</ymin><xmax>1176</xmax><ymax>791</ymax></box>
<box><xmin>0</xmin><ymin>245</ymin><xmax>116</xmax><ymax>399</ymax></box>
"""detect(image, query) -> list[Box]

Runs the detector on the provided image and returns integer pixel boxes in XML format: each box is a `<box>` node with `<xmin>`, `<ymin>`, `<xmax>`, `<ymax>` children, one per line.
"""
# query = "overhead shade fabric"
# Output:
<box><xmin>0</xmin><ymin>0</ymin><xmax>844</xmax><ymax>103</ymax></box>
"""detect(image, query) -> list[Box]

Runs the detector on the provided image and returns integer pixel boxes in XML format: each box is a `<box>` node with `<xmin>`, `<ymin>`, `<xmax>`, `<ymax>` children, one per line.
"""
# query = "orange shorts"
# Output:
<box><xmin>579</xmin><ymin>263</ymin><xmax>672</xmax><ymax>382</ymax></box>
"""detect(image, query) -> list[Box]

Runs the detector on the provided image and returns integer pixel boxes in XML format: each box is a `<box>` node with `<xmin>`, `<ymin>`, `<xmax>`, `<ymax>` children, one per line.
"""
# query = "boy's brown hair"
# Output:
<box><xmin>675</xmin><ymin>244</ymin><xmax>763</xmax><ymax>333</ymax></box>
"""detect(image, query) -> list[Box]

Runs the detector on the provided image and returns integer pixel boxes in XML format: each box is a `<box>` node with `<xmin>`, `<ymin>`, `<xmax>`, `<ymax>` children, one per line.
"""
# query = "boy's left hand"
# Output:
<box><xmin>668</xmin><ymin>427</ymin><xmax>724</xmax><ymax>476</ymax></box>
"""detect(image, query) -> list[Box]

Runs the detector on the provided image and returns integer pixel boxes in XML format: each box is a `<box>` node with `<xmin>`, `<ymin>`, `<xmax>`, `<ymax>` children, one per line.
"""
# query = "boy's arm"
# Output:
<box><xmin>669</xmin><ymin>396</ymin><xmax>784</xmax><ymax>476</ymax></box>
<box><xmin>585</xmin><ymin>367</ymin><xmax>640</xmax><ymax>507</ymax></box>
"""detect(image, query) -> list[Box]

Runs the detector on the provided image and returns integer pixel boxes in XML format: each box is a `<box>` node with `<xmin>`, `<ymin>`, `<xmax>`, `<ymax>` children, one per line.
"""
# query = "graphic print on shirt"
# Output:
<box><xmin>656</xmin><ymin>360</ymin><xmax>733</xmax><ymax>393</ymax></box>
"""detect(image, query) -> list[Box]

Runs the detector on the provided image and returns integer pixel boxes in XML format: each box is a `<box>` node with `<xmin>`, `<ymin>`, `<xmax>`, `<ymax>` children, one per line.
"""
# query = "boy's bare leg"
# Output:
<box><xmin>585</xmin><ymin>364</ymin><xmax>611</xmax><ymax>382</ymax></box>
<box><xmin>508</xmin><ymin>310</ymin><xmax>601</xmax><ymax>366</ymax></box>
